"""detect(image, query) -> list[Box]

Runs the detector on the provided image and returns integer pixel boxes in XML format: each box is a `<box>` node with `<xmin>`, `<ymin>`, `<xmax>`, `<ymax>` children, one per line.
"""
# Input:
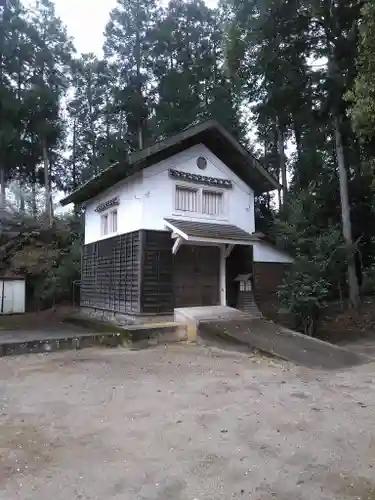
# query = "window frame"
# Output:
<box><xmin>110</xmin><ymin>208</ymin><xmax>118</xmax><ymax>233</ymax></box>
<box><xmin>173</xmin><ymin>181</ymin><xmax>227</xmax><ymax>220</ymax></box>
<box><xmin>100</xmin><ymin>208</ymin><xmax>118</xmax><ymax>237</ymax></box>
<box><xmin>175</xmin><ymin>184</ymin><xmax>199</xmax><ymax>213</ymax></box>
<box><xmin>100</xmin><ymin>213</ymin><xmax>109</xmax><ymax>236</ymax></box>
<box><xmin>201</xmin><ymin>188</ymin><xmax>224</xmax><ymax>217</ymax></box>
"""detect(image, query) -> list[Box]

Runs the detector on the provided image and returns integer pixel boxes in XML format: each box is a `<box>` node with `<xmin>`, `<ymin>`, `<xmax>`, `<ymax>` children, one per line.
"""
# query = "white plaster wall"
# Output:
<box><xmin>141</xmin><ymin>144</ymin><xmax>255</xmax><ymax>233</ymax></box>
<box><xmin>84</xmin><ymin>143</ymin><xmax>256</xmax><ymax>244</ymax></box>
<box><xmin>84</xmin><ymin>172</ymin><xmax>143</xmax><ymax>245</ymax></box>
<box><xmin>253</xmin><ymin>241</ymin><xmax>294</xmax><ymax>264</ymax></box>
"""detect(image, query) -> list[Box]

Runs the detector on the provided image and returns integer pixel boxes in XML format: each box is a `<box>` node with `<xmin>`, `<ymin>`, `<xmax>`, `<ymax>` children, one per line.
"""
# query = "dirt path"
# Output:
<box><xmin>0</xmin><ymin>344</ymin><xmax>374</xmax><ymax>500</ymax></box>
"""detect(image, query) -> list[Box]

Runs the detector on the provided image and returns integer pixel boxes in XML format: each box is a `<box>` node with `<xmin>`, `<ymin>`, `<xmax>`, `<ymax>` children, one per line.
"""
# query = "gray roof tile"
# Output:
<box><xmin>164</xmin><ymin>218</ymin><xmax>258</xmax><ymax>243</ymax></box>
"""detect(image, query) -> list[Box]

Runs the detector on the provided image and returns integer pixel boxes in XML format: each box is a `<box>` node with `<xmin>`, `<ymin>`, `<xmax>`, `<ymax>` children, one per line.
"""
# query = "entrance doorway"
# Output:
<box><xmin>173</xmin><ymin>245</ymin><xmax>220</xmax><ymax>307</ymax></box>
<box><xmin>226</xmin><ymin>245</ymin><xmax>253</xmax><ymax>307</ymax></box>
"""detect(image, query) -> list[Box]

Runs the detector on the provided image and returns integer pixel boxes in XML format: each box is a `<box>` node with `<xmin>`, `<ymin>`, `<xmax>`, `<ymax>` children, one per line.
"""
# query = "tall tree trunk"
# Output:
<box><xmin>105</xmin><ymin>94</ymin><xmax>110</xmax><ymax>147</ymax></box>
<box><xmin>276</xmin><ymin>118</ymin><xmax>287</xmax><ymax>208</ymax></box>
<box><xmin>324</xmin><ymin>1</ymin><xmax>361</xmax><ymax>309</ymax></box>
<box><xmin>119</xmin><ymin>110</ymin><xmax>124</xmax><ymax>141</ymax></box>
<box><xmin>276</xmin><ymin>163</ymin><xmax>281</xmax><ymax>212</ymax></box>
<box><xmin>0</xmin><ymin>165</ymin><xmax>6</xmax><ymax>248</ymax></box>
<box><xmin>42</xmin><ymin>138</ymin><xmax>52</xmax><ymax>226</ymax></box>
<box><xmin>19</xmin><ymin>181</ymin><xmax>25</xmax><ymax>213</ymax></box>
<box><xmin>0</xmin><ymin>166</ymin><xmax>5</xmax><ymax>212</ymax></box>
<box><xmin>87</xmin><ymin>68</ymin><xmax>98</xmax><ymax>174</ymax></box>
<box><xmin>135</xmin><ymin>0</ymin><xmax>143</xmax><ymax>151</ymax></box>
<box><xmin>31</xmin><ymin>166</ymin><xmax>37</xmax><ymax>217</ymax></box>
<box><xmin>0</xmin><ymin>16</ymin><xmax>6</xmax><ymax>217</ymax></box>
<box><xmin>293</xmin><ymin>119</ymin><xmax>302</xmax><ymax>164</ymax></box>
<box><xmin>48</xmin><ymin>154</ymin><xmax>54</xmax><ymax>221</ymax></box>
<box><xmin>72</xmin><ymin>115</ymin><xmax>77</xmax><ymax>190</ymax></box>
<box><xmin>333</xmin><ymin>114</ymin><xmax>360</xmax><ymax>309</ymax></box>
<box><xmin>71</xmin><ymin>137</ymin><xmax>80</xmax><ymax>216</ymax></box>
<box><xmin>137</xmin><ymin>120</ymin><xmax>144</xmax><ymax>150</ymax></box>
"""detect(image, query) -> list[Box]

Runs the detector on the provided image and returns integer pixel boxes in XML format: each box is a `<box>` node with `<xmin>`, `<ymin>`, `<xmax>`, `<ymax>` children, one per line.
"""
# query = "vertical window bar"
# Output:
<box><xmin>175</xmin><ymin>186</ymin><xmax>198</xmax><ymax>212</ymax></box>
<box><xmin>202</xmin><ymin>191</ymin><xmax>223</xmax><ymax>216</ymax></box>
<box><xmin>111</xmin><ymin>210</ymin><xmax>118</xmax><ymax>233</ymax></box>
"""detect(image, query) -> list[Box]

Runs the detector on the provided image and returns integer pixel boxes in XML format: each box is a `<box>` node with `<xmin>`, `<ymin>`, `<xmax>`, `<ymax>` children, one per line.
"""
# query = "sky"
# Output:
<box><xmin>53</xmin><ymin>0</ymin><xmax>218</xmax><ymax>56</ymax></box>
<box><xmin>36</xmin><ymin>0</ymin><xmax>218</xmax><ymax>210</ymax></box>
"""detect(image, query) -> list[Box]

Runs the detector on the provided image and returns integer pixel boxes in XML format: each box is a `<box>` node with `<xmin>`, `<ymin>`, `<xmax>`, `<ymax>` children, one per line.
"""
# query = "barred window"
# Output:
<box><xmin>175</xmin><ymin>186</ymin><xmax>198</xmax><ymax>212</ymax></box>
<box><xmin>101</xmin><ymin>214</ymin><xmax>108</xmax><ymax>235</ymax></box>
<box><xmin>111</xmin><ymin>209</ymin><xmax>118</xmax><ymax>233</ymax></box>
<box><xmin>202</xmin><ymin>190</ymin><xmax>223</xmax><ymax>216</ymax></box>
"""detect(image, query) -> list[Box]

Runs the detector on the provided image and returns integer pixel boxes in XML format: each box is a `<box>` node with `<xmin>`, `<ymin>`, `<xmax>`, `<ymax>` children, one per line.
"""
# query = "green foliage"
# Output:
<box><xmin>103</xmin><ymin>0</ymin><xmax>159</xmax><ymax>150</ymax></box>
<box><xmin>62</xmin><ymin>0</ymin><xmax>247</xmax><ymax>191</ymax></box>
<box><xmin>32</xmin><ymin>236</ymin><xmax>81</xmax><ymax>307</ymax></box>
<box><xmin>65</xmin><ymin>55</ymin><xmax>123</xmax><ymax>189</ymax></box>
<box><xmin>1</xmin><ymin>0</ymin><xmax>375</xmax><ymax>320</ymax></box>
<box><xmin>224</xmin><ymin>0</ymin><xmax>314</xmax><ymax>185</ymax></box>
<box><xmin>361</xmin><ymin>263</ymin><xmax>375</xmax><ymax>296</ymax></box>
<box><xmin>0</xmin><ymin>0</ymin><xmax>75</xmax><ymax>214</ymax></box>
<box><xmin>223</xmin><ymin>0</ymin><xmax>375</xmax><ymax>314</ymax></box>
<box><xmin>348</xmin><ymin>0</ymin><xmax>375</xmax><ymax>137</ymax></box>
<box><xmin>276</xmin><ymin>190</ymin><xmax>350</xmax><ymax>335</ymax></box>
<box><xmin>348</xmin><ymin>0</ymin><xmax>375</xmax><ymax>183</ymax></box>
<box><xmin>1</xmin><ymin>213</ymin><xmax>81</xmax><ymax>309</ymax></box>
<box><xmin>278</xmin><ymin>260</ymin><xmax>330</xmax><ymax>336</ymax></box>
<box><xmin>149</xmin><ymin>0</ymin><xmax>245</xmax><ymax>141</ymax></box>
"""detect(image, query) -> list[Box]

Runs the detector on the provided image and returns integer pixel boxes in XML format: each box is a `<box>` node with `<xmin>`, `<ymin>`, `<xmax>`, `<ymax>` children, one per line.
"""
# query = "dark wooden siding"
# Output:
<box><xmin>81</xmin><ymin>231</ymin><xmax>141</xmax><ymax>313</ymax></box>
<box><xmin>174</xmin><ymin>245</ymin><xmax>220</xmax><ymax>307</ymax></box>
<box><xmin>253</xmin><ymin>262</ymin><xmax>290</xmax><ymax>318</ymax></box>
<box><xmin>140</xmin><ymin>230</ymin><xmax>174</xmax><ymax>314</ymax></box>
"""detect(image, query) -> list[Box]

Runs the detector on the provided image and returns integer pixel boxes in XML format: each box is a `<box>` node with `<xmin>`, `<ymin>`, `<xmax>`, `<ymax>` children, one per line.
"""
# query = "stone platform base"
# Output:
<box><xmin>175</xmin><ymin>306</ymin><xmax>253</xmax><ymax>342</ymax></box>
<box><xmin>0</xmin><ymin>319</ymin><xmax>187</xmax><ymax>357</ymax></box>
<box><xmin>79</xmin><ymin>306</ymin><xmax>175</xmax><ymax>326</ymax></box>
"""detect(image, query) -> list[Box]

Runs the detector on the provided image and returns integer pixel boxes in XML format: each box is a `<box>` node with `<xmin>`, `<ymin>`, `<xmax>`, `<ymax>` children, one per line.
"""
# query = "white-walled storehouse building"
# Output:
<box><xmin>61</xmin><ymin>121</ymin><xmax>293</xmax><ymax>322</ymax></box>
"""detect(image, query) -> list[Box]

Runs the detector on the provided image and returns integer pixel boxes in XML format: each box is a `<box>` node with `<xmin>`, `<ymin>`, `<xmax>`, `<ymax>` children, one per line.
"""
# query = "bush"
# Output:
<box><xmin>276</xmin><ymin>190</ymin><xmax>350</xmax><ymax>335</ymax></box>
<box><xmin>278</xmin><ymin>259</ymin><xmax>330</xmax><ymax>335</ymax></box>
<box><xmin>361</xmin><ymin>264</ymin><xmax>375</xmax><ymax>295</ymax></box>
<box><xmin>0</xmin><ymin>212</ymin><xmax>81</xmax><ymax>309</ymax></box>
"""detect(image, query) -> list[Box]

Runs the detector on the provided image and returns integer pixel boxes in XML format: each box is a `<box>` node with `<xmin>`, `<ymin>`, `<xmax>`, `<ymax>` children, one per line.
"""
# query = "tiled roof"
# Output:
<box><xmin>164</xmin><ymin>218</ymin><xmax>258</xmax><ymax>243</ymax></box>
<box><xmin>61</xmin><ymin>120</ymin><xmax>280</xmax><ymax>206</ymax></box>
<box><xmin>94</xmin><ymin>196</ymin><xmax>120</xmax><ymax>213</ymax></box>
<box><xmin>169</xmin><ymin>169</ymin><xmax>232</xmax><ymax>187</ymax></box>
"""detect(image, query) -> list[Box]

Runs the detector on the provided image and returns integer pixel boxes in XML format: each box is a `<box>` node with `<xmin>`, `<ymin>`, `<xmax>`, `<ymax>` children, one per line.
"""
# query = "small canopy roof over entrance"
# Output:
<box><xmin>164</xmin><ymin>218</ymin><xmax>258</xmax><ymax>254</ymax></box>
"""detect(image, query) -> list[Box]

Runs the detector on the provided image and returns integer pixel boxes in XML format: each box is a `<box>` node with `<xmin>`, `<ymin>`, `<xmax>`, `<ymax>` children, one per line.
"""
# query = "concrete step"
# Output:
<box><xmin>175</xmin><ymin>305</ymin><xmax>262</xmax><ymax>342</ymax></box>
<box><xmin>124</xmin><ymin>321</ymin><xmax>187</xmax><ymax>348</ymax></box>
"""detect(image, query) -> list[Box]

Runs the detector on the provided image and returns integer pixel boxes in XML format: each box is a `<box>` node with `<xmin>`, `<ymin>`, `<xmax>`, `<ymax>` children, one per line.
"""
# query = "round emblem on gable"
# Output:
<box><xmin>196</xmin><ymin>156</ymin><xmax>207</xmax><ymax>170</ymax></box>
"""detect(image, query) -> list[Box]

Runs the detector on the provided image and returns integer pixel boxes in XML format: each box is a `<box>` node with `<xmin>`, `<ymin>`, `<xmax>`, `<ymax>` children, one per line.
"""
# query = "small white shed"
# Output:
<box><xmin>0</xmin><ymin>277</ymin><xmax>26</xmax><ymax>314</ymax></box>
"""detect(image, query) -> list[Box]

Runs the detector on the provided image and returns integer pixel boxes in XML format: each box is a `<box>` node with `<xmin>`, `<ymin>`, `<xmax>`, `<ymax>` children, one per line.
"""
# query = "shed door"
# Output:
<box><xmin>174</xmin><ymin>245</ymin><xmax>220</xmax><ymax>307</ymax></box>
<box><xmin>0</xmin><ymin>280</ymin><xmax>25</xmax><ymax>314</ymax></box>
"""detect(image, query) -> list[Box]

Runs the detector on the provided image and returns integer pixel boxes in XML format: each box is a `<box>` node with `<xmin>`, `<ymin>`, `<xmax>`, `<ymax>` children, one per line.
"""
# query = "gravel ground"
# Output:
<box><xmin>0</xmin><ymin>344</ymin><xmax>375</xmax><ymax>500</ymax></box>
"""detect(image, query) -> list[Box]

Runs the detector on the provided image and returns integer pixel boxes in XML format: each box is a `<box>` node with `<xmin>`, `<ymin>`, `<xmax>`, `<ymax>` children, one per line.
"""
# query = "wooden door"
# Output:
<box><xmin>174</xmin><ymin>245</ymin><xmax>220</xmax><ymax>307</ymax></box>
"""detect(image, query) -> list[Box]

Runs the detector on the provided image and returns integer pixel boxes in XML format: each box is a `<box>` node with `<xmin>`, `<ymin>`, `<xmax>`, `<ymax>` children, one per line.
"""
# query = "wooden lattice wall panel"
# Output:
<box><xmin>81</xmin><ymin>231</ymin><xmax>141</xmax><ymax>314</ymax></box>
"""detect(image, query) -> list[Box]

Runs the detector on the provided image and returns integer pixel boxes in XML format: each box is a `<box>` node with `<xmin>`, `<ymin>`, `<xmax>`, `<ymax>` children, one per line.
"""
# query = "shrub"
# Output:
<box><xmin>276</xmin><ymin>190</ymin><xmax>350</xmax><ymax>335</ymax></box>
<box><xmin>0</xmin><ymin>212</ymin><xmax>81</xmax><ymax>309</ymax></box>
<box><xmin>278</xmin><ymin>259</ymin><xmax>330</xmax><ymax>335</ymax></box>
